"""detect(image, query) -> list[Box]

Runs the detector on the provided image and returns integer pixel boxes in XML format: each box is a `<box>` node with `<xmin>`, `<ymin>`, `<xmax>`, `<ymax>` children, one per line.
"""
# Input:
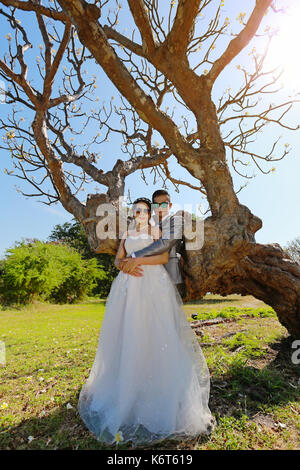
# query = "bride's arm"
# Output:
<box><xmin>114</xmin><ymin>230</ymin><xmax>128</xmax><ymax>269</ymax></box>
<box><xmin>114</xmin><ymin>232</ymin><xmax>144</xmax><ymax>276</ymax></box>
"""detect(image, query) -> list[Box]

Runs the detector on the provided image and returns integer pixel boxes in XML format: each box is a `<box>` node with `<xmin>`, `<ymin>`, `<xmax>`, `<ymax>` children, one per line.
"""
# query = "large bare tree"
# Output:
<box><xmin>1</xmin><ymin>0</ymin><xmax>300</xmax><ymax>337</ymax></box>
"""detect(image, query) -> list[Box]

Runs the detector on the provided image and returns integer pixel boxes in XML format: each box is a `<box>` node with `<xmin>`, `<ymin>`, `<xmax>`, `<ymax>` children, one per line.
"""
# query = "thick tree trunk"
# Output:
<box><xmin>180</xmin><ymin>204</ymin><xmax>300</xmax><ymax>339</ymax></box>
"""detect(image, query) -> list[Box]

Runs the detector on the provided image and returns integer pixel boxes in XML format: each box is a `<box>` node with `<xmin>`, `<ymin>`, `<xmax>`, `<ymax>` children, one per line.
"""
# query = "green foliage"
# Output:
<box><xmin>48</xmin><ymin>217</ymin><xmax>119</xmax><ymax>298</ymax></box>
<box><xmin>228</xmin><ymin>362</ymin><xmax>299</xmax><ymax>404</ymax></box>
<box><xmin>222</xmin><ymin>332</ymin><xmax>266</xmax><ymax>358</ymax></box>
<box><xmin>191</xmin><ymin>306</ymin><xmax>276</xmax><ymax>321</ymax></box>
<box><xmin>0</xmin><ymin>240</ymin><xmax>105</xmax><ymax>306</ymax></box>
<box><xmin>48</xmin><ymin>218</ymin><xmax>92</xmax><ymax>259</ymax></box>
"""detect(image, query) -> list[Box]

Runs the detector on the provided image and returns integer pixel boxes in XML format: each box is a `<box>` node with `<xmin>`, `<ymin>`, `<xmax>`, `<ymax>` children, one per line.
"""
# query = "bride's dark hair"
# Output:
<box><xmin>132</xmin><ymin>197</ymin><xmax>152</xmax><ymax>213</ymax></box>
<box><xmin>127</xmin><ymin>197</ymin><xmax>152</xmax><ymax>230</ymax></box>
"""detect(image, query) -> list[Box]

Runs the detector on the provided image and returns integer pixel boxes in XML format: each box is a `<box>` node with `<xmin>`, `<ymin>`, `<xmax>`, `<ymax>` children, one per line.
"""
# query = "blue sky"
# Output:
<box><xmin>1</xmin><ymin>0</ymin><xmax>300</xmax><ymax>259</ymax></box>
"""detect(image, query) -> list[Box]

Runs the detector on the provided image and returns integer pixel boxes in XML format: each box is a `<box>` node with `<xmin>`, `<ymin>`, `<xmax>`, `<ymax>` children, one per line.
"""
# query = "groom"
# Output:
<box><xmin>119</xmin><ymin>189</ymin><xmax>186</xmax><ymax>299</ymax></box>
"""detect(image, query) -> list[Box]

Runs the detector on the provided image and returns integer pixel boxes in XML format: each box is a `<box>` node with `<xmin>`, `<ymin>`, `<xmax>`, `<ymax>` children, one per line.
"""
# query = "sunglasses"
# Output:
<box><xmin>152</xmin><ymin>202</ymin><xmax>169</xmax><ymax>208</ymax></box>
<box><xmin>134</xmin><ymin>208</ymin><xmax>150</xmax><ymax>216</ymax></box>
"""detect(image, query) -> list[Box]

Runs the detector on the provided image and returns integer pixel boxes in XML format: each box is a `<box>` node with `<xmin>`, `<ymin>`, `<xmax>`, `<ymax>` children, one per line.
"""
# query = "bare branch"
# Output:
<box><xmin>0</xmin><ymin>58</ymin><xmax>38</xmax><ymax>105</ymax></box>
<box><xmin>208</xmin><ymin>0</ymin><xmax>272</xmax><ymax>84</ymax></box>
<box><xmin>42</xmin><ymin>21</ymin><xmax>72</xmax><ymax>102</ymax></box>
<box><xmin>127</xmin><ymin>0</ymin><xmax>156</xmax><ymax>54</ymax></box>
<box><xmin>160</xmin><ymin>160</ymin><xmax>206</xmax><ymax>194</ymax></box>
<box><xmin>0</xmin><ymin>0</ymin><xmax>69</xmax><ymax>22</ymax></box>
<box><xmin>166</xmin><ymin>0</ymin><xmax>202</xmax><ymax>55</ymax></box>
<box><xmin>57</xmin><ymin>0</ymin><xmax>200</xmax><ymax>174</ymax></box>
<box><xmin>103</xmin><ymin>25</ymin><xmax>145</xmax><ymax>57</ymax></box>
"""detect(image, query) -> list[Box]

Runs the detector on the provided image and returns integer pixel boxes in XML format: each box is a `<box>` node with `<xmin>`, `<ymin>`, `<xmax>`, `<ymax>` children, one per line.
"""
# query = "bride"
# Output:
<box><xmin>77</xmin><ymin>197</ymin><xmax>215</xmax><ymax>446</ymax></box>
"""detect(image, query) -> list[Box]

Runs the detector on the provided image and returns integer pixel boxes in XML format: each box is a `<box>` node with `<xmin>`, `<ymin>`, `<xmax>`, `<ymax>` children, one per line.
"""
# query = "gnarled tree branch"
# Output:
<box><xmin>208</xmin><ymin>0</ymin><xmax>272</xmax><ymax>85</ymax></box>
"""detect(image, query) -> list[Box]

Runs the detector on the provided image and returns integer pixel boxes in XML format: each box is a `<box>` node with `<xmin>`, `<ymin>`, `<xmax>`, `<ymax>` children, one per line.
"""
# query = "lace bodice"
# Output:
<box><xmin>124</xmin><ymin>233</ymin><xmax>154</xmax><ymax>256</ymax></box>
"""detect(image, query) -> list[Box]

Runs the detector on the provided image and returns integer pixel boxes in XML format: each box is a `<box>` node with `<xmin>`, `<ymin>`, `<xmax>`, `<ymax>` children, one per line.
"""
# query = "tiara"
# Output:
<box><xmin>132</xmin><ymin>197</ymin><xmax>152</xmax><ymax>205</ymax></box>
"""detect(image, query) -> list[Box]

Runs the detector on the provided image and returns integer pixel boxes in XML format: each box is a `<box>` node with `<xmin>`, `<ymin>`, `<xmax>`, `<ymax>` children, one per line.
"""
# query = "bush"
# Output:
<box><xmin>0</xmin><ymin>240</ymin><xmax>105</xmax><ymax>306</ymax></box>
<box><xmin>48</xmin><ymin>219</ymin><xmax>119</xmax><ymax>298</ymax></box>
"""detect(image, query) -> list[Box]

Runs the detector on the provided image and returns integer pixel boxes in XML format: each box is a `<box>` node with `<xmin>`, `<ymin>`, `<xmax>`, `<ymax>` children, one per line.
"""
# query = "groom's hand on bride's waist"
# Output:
<box><xmin>120</xmin><ymin>257</ymin><xmax>143</xmax><ymax>276</ymax></box>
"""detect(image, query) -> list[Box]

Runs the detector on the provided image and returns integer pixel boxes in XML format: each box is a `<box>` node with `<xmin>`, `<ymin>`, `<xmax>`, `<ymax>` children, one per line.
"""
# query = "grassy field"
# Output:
<box><xmin>0</xmin><ymin>294</ymin><xmax>299</xmax><ymax>450</ymax></box>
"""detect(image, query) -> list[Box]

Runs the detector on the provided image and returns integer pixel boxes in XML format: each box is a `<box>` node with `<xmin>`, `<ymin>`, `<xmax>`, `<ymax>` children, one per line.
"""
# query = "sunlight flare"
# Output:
<box><xmin>266</xmin><ymin>4</ymin><xmax>300</xmax><ymax>91</ymax></box>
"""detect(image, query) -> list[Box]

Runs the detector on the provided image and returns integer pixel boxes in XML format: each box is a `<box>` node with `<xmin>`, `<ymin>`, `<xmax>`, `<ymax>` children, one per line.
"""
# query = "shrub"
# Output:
<box><xmin>0</xmin><ymin>240</ymin><xmax>105</xmax><ymax>306</ymax></box>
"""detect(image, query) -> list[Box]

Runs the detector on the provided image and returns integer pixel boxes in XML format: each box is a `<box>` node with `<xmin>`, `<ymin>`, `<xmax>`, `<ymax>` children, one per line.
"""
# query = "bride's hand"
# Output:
<box><xmin>120</xmin><ymin>260</ymin><xmax>143</xmax><ymax>277</ymax></box>
<box><xmin>120</xmin><ymin>257</ymin><xmax>142</xmax><ymax>274</ymax></box>
<box><xmin>131</xmin><ymin>267</ymin><xmax>144</xmax><ymax>277</ymax></box>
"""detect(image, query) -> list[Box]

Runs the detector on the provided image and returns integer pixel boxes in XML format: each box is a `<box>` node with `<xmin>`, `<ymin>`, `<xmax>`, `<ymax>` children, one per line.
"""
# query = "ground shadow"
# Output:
<box><xmin>210</xmin><ymin>335</ymin><xmax>300</xmax><ymax>423</ymax></box>
<box><xmin>0</xmin><ymin>395</ymin><xmax>213</xmax><ymax>451</ymax></box>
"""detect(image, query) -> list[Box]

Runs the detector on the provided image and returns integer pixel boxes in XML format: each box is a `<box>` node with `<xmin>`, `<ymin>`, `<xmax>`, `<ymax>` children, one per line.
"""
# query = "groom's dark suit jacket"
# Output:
<box><xmin>131</xmin><ymin>212</ymin><xmax>184</xmax><ymax>285</ymax></box>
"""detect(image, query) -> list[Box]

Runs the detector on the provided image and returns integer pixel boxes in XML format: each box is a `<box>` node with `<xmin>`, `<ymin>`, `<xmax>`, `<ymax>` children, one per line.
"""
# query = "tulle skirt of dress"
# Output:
<box><xmin>77</xmin><ymin>264</ymin><xmax>215</xmax><ymax>446</ymax></box>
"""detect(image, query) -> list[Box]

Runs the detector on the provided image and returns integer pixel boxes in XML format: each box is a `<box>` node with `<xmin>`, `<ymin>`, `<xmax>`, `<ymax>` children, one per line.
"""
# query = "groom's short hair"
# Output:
<box><xmin>152</xmin><ymin>189</ymin><xmax>170</xmax><ymax>203</ymax></box>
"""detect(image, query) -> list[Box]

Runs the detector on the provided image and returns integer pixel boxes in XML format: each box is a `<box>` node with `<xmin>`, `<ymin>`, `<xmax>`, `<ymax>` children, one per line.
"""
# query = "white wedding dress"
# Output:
<box><xmin>77</xmin><ymin>233</ymin><xmax>215</xmax><ymax>446</ymax></box>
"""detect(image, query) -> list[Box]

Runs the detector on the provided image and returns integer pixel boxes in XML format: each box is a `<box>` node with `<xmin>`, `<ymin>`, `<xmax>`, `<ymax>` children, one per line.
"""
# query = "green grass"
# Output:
<box><xmin>0</xmin><ymin>294</ymin><xmax>299</xmax><ymax>450</ymax></box>
<box><xmin>187</xmin><ymin>305</ymin><xmax>276</xmax><ymax>321</ymax></box>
